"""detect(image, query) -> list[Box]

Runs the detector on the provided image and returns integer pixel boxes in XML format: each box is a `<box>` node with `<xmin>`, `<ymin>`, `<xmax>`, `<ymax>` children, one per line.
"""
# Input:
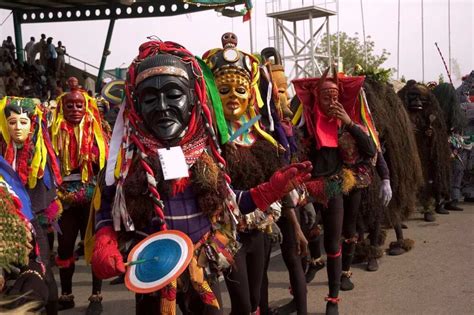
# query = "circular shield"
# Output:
<box><xmin>101</xmin><ymin>79</ymin><xmax>125</xmax><ymax>105</ymax></box>
<box><xmin>125</xmin><ymin>230</ymin><xmax>193</xmax><ymax>294</ymax></box>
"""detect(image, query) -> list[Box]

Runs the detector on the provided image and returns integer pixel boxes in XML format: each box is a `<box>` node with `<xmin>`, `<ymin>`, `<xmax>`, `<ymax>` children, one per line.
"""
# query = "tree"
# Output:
<box><xmin>315</xmin><ymin>32</ymin><xmax>390</xmax><ymax>74</ymax></box>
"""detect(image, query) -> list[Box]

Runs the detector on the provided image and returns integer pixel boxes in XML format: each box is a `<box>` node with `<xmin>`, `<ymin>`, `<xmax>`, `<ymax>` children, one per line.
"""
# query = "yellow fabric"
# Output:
<box><xmin>114</xmin><ymin>147</ymin><xmax>123</xmax><ymax>180</ymax></box>
<box><xmin>160</xmin><ymin>280</ymin><xmax>177</xmax><ymax>315</ymax></box>
<box><xmin>28</xmin><ymin>108</ymin><xmax>47</xmax><ymax>188</ymax></box>
<box><xmin>51</xmin><ymin>92</ymin><xmax>107</xmax><ymax>183</ymax></box>
<box><xmin>359</xmin><ymin>94</ymin><xmax>381</xmax><ymax>151</ymax></box>
<box><xmin>292</xmin><ymin>103</ymin><xmax>304</xmax><ymax>126</ymax></box>
<box><xmin>0</xmin><ymin>97</ymin><xmax>10</xmax><ymax>143</ymax></box>
<box><xmin>248</xmin><ymin>105</ymin><xmax>279</xmax><ymax>148</ymax></box>
<box><xmin>251</xmin><ymin>61</ymin><xmax>264</xmax><ymax>109</ymax></box>
<box><xmin>341</xmin><ymin>168</ymin><xmax>356</xmax><ymax>194</ymax></box>
<box><xmin>188</xmin><ymin>255</ymin><xmax>204</xmax><ymax>284</ymax></box>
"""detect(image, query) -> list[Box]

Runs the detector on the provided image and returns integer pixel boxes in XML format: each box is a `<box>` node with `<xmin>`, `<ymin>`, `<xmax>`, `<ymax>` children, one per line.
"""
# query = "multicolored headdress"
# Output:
<box><xmin>0</xmin><ymin>96</ymin><xmax>62</xmax><ymax>188</ymax></box>
<box><xmin>293</xmin><ymin>69</ymin><xmax>379</xmax><ymax>150</ymax></box>
<box><xmin>51</xmin><ymin>80</ymin><xmax>108</xmax><ymax>183</ymax></box>
<box><xmin>106</xmin><ymin>40</ymin><xmax>229</xmax><ymax>232</ymax></box>
<box><xmin>202</xmin><ymin>32</ymin><xmax>278</xmax><ymax>147</ymax></box>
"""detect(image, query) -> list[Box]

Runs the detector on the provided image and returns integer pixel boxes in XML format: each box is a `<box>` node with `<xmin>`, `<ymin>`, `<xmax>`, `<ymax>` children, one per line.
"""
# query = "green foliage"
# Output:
<box><xmin>316</xmin><ymin>32</ymin><xmax>390</xmax><ymax>73</ymax></box>
<box><xmin>354</xmin><ymin>66</ymin><xmax>392</xmax><ymax>83</ymax></box>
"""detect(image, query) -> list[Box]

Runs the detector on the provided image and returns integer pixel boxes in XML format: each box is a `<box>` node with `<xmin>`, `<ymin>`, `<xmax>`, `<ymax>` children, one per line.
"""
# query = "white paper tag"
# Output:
<box><xmin>157</xmin><ymin>146</ymin><xmax>189</xmax><ymax>180</ymax></box>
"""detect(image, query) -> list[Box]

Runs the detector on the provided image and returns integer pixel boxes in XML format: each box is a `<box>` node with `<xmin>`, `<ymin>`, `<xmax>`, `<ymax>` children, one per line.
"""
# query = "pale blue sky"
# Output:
<box><xmin>0</xmin><ymin>0</ymin><xmax>472</xmax><ymax>85</ymax></box>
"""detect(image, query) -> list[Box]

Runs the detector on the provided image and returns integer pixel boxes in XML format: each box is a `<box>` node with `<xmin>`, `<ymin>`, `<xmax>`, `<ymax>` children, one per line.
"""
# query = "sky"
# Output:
<box><xmin>0</xmin><ymin>0</ymin><xmax>472</xmax><ymax>86</ymax></box>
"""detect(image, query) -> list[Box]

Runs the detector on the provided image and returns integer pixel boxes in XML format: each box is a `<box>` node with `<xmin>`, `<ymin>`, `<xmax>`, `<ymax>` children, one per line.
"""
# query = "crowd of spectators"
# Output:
<box><xmin>0</xmin><ymin>33</ymin><xmax>67</xmax><ymax>100</ymax></box>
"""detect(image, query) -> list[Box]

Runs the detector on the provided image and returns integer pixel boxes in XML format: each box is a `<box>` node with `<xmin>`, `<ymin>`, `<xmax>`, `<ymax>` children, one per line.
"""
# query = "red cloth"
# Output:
<box><xmin>91</xmin><ymin>226</ymin><xmax>125</xmax><ymax>279</ymax></box>
<box><xmin>292</xmin><ymin>76</ymin><xmax>365</xmax><ymax>149</ymax></box>
<box><xmin>250</xmin><ymin>161</ymin><xmax>312</xmax><ymax>210</ymax></box>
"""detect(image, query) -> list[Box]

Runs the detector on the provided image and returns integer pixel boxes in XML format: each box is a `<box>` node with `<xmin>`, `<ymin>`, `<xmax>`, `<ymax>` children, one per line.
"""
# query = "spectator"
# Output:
<box><xmin>16</xmin><ymin>69</ymin><xmax>24</xmax><ymax>91</ymax></box>
<box><xmin>55</xmin><ymin>79</ymin><xmax>64</xmax><ymax>96</ymax></box>
<box><xmin>22</xmin><ymin>77</ymin><xmax>36</xmax><ymax>98</ymax></box>
<box><xmin>46</xmin><ymin>37</ymin><xmax>57</xmax><ymax>76</ymax></box>
<box><xmin>34</xmin><ymin>59</ymin><xmax>46</xmax><ymax>75</ymax></box>
<box><xmin>6</xmin><ymin>76</ymin><xmax>20</xmax><ymax>96</ymax></box>
<box><xmin>31</xmin><ymin>34</ymin><xmax>46</xmax><ymax>64</ymax></box>
<box><xmin>0</xmin><ymin>55</ymin><xmax>5</xmax><ymax>76</ymax></box>
<box><xmin>39</xmin><ymin>34</ymin><xmax>47</xmax><ymax>65</ymax></box>
<box><xmin>24</xmin><ymin>36</ymin><xmax>35</xmax><ymax>64</ymax></box>
<box><xmin>55</xmin><ymin>41</ymin><xmax>66</xmax><ymax>79</ymax></box>
<box><xmin>2</xmin><ymin>36</ymin><xmax>15</xmax><ymax>60</ymax></box>
<box><xmin>2</xmin><ymin>52</ymin><xmax>12</xmax><ymax>74</ymax></box>
<box><xmin>0</xmin><ymin>76</ymin><xmax>5</xmax><ymax>97</ymax></box>
<box><xmin>83</xmin><ymin>73</ymin><xmax>95</xmax><ymax>94</ymax></box>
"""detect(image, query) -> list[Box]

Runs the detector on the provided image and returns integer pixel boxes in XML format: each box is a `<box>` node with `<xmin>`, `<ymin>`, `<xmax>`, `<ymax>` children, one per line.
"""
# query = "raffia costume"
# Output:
<box><xmin>356</xmin><ymin>76</ymin><xmax>422</xmax><ymax>265</ymax></box>
<box><xmin>51</xmin><ymin>78</ymin><xmax>108</xmax><ymax>310</ymax></box>
<box><xmin>398</xmin><ymin>81</ymin><xmax>451</xmax><ymax>221</ymax></box>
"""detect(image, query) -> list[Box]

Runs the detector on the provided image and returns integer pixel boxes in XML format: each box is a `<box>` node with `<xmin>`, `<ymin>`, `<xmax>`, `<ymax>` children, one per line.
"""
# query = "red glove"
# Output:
<box><xmin>91</xmin><ymin>226</ymin><xmax>125</xmax><ymax>279</ymax></box>
<box><xmin>250</xmin><ymin>161</ymin><xmax>313</xmax><ymax>210</ymax></box>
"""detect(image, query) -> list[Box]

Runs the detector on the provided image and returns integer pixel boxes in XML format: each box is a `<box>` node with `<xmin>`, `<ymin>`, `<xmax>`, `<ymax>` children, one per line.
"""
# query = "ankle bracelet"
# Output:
<box><xmin>341</xmin><ymin>270</ymin><xmax>352</xmax><ymax>278</ymax></box>
<box><xmin>88</xmin><ymin>294</ymin><xmax>103</xmax><ymax>302</ymax></box>
<box><xmin>325</xmin><ymin>296</ymin><xmax>341</xmax><ymax>304</ymax></box>
<box><xmin>310</xmin><ymin>257</ymin><xmax>325</xmax><ymax>266</ymax></box>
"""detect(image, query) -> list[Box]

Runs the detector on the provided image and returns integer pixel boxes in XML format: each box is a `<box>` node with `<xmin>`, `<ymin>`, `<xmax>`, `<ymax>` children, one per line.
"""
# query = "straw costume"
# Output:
<box><xmin>51</xmin><ymin>77</ymin><xmax>108</xmax><ymax>312</ymax></box>
<box><xmin>398</xmin><ymin>81</ymin><xmax>451</xmax><ymax>222</ymax></box>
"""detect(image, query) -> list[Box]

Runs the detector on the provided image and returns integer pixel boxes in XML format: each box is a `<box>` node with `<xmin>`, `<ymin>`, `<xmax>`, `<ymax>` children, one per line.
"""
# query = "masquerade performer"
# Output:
<box><xmin>356</xmin><ymin>76</ymin><xmax>422</xmax><ymax>270</ymax></box>
<box><xmin>433</xmin><ymin>83</ymin><xmax>468</xmax><ymax>211</ymax></box>
<box><xmin>0</xmin><ymin>155</ymin><xmax>49</xmax><ymax>311</ymax></box>
<box><xmin>51</xmin><ymin>77</ymin><xmax>108</xmax><ymax>312</ymax></box>
<box><xmin>398</xmin><ymin>81</ymin><xmax>451</xmax><ymax>222</ymax></box>
<box><xmin>90</xmin><ymin>40</ymin><xmax>312</xmax><ymax>315</ymax></box>
<box><xmin>0</xmin><ymin>97</ymin><xmax>63</xmax><ymax>315</ymax></box>
<box><xmin>293</xmin><ymin>70</ymin><xmax>377</xmax><ymax>315</ymax></box>
<box><xmin>202</xmin><ymin>35</ymin><xmax>303</xmax><ymax>315</ymax></box>
<box><xmin>257</xmin><ymin>46</ymin><xmax>313</xmax><ymax>315</ymax></box>
<box><xmin>456</xmin><ymin>71</ymin><xmax>474</xmax><ymax>104</ymax></box>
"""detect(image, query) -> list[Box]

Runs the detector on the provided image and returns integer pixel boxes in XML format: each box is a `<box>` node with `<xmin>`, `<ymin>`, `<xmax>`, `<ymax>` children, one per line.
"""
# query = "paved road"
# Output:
<box><xmin>61</xmin><ymin>204</ymin><xmax>474</xmax><ymax>315</ymax></box>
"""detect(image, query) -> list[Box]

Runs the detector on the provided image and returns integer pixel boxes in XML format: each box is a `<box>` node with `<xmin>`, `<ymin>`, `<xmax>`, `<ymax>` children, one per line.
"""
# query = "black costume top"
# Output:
<box><xmin>308</xmin><ymin>124</ymin><xmax>376</xmax><ymax>178</ymax></box>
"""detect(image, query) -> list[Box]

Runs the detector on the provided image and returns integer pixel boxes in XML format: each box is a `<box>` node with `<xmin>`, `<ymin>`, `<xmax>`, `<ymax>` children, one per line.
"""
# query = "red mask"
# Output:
<box><xmin>63</xmin><ymin>90</ymin><xmax>86</xmax><ymax>125</ymax></box>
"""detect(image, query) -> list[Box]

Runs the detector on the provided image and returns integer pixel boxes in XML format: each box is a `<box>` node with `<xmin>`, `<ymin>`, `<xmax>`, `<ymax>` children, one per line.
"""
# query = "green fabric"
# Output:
<box><xmin>325</xmin><ymin>178</ymin><xmax>342</xmax><ymax>199</ymax></box>
<box><xmin>197</xmin><ymin>57</ymin><xmax>229</xmax><ymax>144</ymax></box>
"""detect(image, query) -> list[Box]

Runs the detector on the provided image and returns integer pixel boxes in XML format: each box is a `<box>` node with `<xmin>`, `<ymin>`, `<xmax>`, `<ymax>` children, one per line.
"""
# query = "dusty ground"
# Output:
<box><xmin>60</xmin><ymin>203</ymin><xmax>474</xmax><ymax>315</ymax></box>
